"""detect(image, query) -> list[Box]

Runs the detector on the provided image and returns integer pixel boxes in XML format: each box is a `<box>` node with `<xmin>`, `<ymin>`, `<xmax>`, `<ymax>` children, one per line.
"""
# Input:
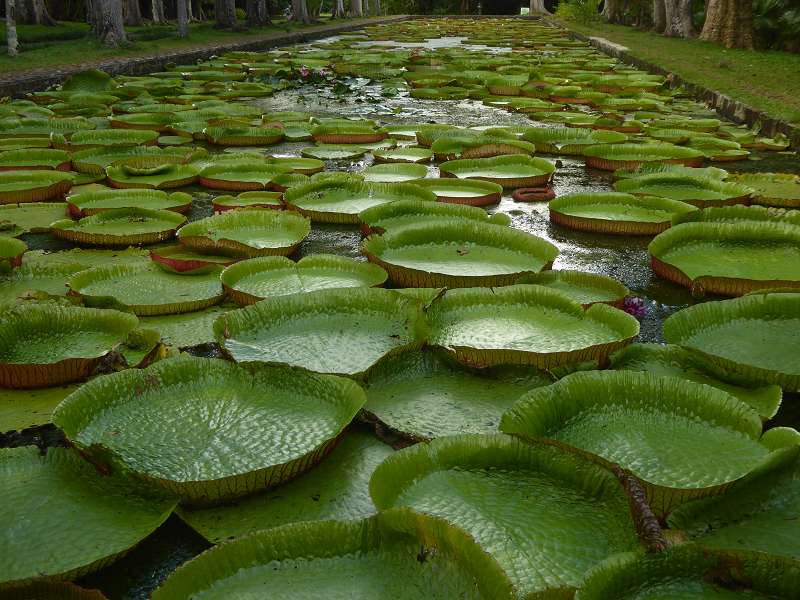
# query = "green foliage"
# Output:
<box><xmin>555</xmin><ymin>0</ymin><xmax>601</xmax><ymax>24</ymax></box>
<box><xmin>754</xmin><ymin>0</ymin><xmax>800</xmax><ymax>52</ymax></box>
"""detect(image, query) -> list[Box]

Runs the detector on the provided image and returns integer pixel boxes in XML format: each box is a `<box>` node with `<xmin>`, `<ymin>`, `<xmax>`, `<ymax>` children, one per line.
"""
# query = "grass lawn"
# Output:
<box><xmin>0</xmin><ymin>17</ymin><xmax>382</xmax><ymax>75</ymax></box>
<box><xmin>563</xmin><ymin>20</ymin><xmax>800</xmax><ymax>126</ymax></box>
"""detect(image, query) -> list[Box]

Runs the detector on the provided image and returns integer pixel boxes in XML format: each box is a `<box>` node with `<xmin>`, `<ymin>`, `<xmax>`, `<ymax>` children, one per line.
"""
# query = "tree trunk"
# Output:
<box><xmin>700</xmin><ymin>0</ymin><xmax>754</xmax><ymax>49</ymax></box>
<box><xmin>529</xmin><ymin>0</ymin><xmax>550</xmax><ymax>14</ymax></box>
<box><xmin>6</xmin><ymin>0</ymin><xmax>18</xmax><ymax>57</ymax></box>
<box><xmin>123</xmin><ymin>0</ymin><xmax>142</xmax><ymax>25</ymax></box>
<box><xmin>291</xmin><ymin>0</ymin><xmax>310</xmax><ymax>22</ymax></box>
<box><xmin>177</xmin><ymin>0</ymin><xmax>188</xmax><ymax>36</ymax></box>
<box><xmin>333</xmin><ymin>0</ymin><xmax>345</xmax><ymax>17</ymax></box>
<box><xmin>663</xmin><ymin>0</ymin><xmax>693</xmax><ymax>37</ymax></box>
<box><xmin>215</xmin><ymin>0</ymin><xmax>237</xmax><ymax>27</ymax></box>
<box><xmin>652</xmin><ymin>0</ymin><xmax>666</xmax><ymax>32</ymax></box>
<box><xmin>17</xmin><ymin>0</ymin><xmax>56</xmax><ymax>25</ymax></box>
<box><xmin>350</xmin><ymin>0</ymin><xmax>363</xmax><ymax>17</ymax></box>
<box><xmin>151</xmin><ymin>0</ymin><xmax>165</xmax><ymax>23</ymax></box>
<box><xmin>93</xmin><ymin>0</ymin><xmax>126</xmax><ymax>46</ymax></box>
<box><xmin>602</xmin><ymin>0</ymin><xmax>625</xmax><ymax>24</ymax></box>
<box><xmin>246</xmin><ymin>0</ymin><xmax>268</xmax><ymax>26</ymax></box>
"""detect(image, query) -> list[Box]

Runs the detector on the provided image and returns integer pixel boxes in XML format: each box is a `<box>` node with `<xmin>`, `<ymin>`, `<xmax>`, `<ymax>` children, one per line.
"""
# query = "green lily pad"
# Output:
<box><xmin>51</xmin><ymin>208</ymin><xmax>186</xmax><ymax>247</ymax></box>
<box><xmin>23</xmin><ymin>247</ymin><xmax>150</xmax><ymax>270</ymax></box>
<box><xmin>0</xmin><ymin>148</ymin><xmax>71</xmax><ymax>171</ymax></box>
<box><xmin>221</xmin><ymin>254</ymin><xmax>387</xmax><ymax>305</ymax></box>
<box><xmin>54</xmin><ymin>356</ymin><xmax>365</xmax><ymax>505</ymax></box>
<box><xmin>549</xmin><ymin>192</ymin><xmax>697</xmax><ymax>235</ymax></box>
<box><xmin>439</xmin><ymin>155</ymin><xmax>555</xmax><ymax>189</ymax></box>
<box><xmin>0</xmin><ymin>170</ymin><xmax>73</xmax><ymax>204</ymax></box>
<box><xmin>362</xmin><ymin>220</ymin><xmax>558</xmax><ymax>288</ymax></box>
<box><xmin>215</xmin><ymin>288</ymin><xmax>426</xmax><ymax>378</ymax></box>
<box><xmin>610</xmin><ymin>343</ymin><xmax>782</xmax><ymax>420</ymax></box>
<box><xmin>106</xmin><ymin>161</ymin><xmax>198</xmax><ymax>190</ymax></box>
<box><xmin>615</xmin><ymin>173</ymin><xmax>753</xmax><ymax>208</ymax></box>
<box><xmin>0</xmin><ymin>262</ymin><xmax>84</xmax><ymax>303</ymax></box>
<box><xmin>198</xmin><ymin>161</ymin><xmax>292</xmax><ymax>191</ymax></box>
<box><xmin>411</xmin><ymin>178</ymin><xmax>503</xmax><ymax>206</ymax></box>
<box><xmin>663</xmin><ymin>292</ymin><xmax>800</xmax><ymax>391</ymax></box>
<box><xmin>363</xmin><ymin>348</ymin><xmax>550</xmax><ymax>441</ymax></box>
<box><xmin>370</xmin><ymin>434</ymin><xmax>641</xmax><ymax>598</ymax></box>
<box><xmin>284</xmin><ymin>179</ymin><xmax>436</xmax><ymax>224</ymax></box>
<box><xmin>372</xmin><ymin>146</ymin><xmax>433</xmax><ymax>164</ymax></box>
<box><xmin>266</xmin><ymin>156</ymin><xmax>325</xmax><ymax>175</ymax></box>
<box><xmin>178</xmin><ymin>429</ymin><xmax>393</xmax><ymax>543</ymax></box>
<box><xmin>67</xmin><ymin>189</ymin><xmax>192</xmax><ymax>218</ymax></box>
<box><xmin>0</xmin><ymin>384</ymin><xmax>79</xmax><ymax>432</ymax></box>
<box><xmin>203</xmin><ymin>126</ymin><xmax>283</xmax><ymax>146</ymax></box>
<box><xmin>68</xmin><ymin>262</ymin><xmax>224</xmax><ymax>316</ymax></box>
<box><xmin>649</xmin><ymin>222</ymin><xmax>800</xmax><ymax>296</ymax></box>
<box><xmin>734</xmin><ymin>172</ymin><xmax>800</xmax><ymax>208</ymax></box>
<box><xmin>359</xmin><ymin>199</ymin><xmax>509</xmax><ymax>235</ymax></box>
<box><xmin>300</xmin><ymin>144</ymin><xmax>368</xmax><ymax>160</ymax></box>
<box><xmin>426</xmin><ymin>285</ymin><xmax>638</xmax><ymax>369</ymax></box>
<box><xmin>362</xmin><ymin>163</ymin><xmax>428</xmax><ymax>183</ymax></box>
<box><xmin>584</xmin><ymin>143</ymin><xmax>705</xmax><ymax>171</ymax></box>
<box><xmin>212</xmin><ymin>191</ymin><xmax>283</xmax><ymax>212</ymax></box>
<box><xmin>500</xmin><ymin>370</ymin><xmax>799</xmax><ymax>515</ymax></box>
<box><xmin>0</xmin><ymin>202</ymin><xmax>68</xmax><ymax>236</ymax></box>
<box><xmin>0</xmin><ymin>304</ymin><xmax>138</xmax><ymax>388</ymax></box>
<box><xmin>68</xmin><ymin>129</ymin><xmax>159</xmax><ymax>149</ymax></box>
<box><xmin>152</xmin><ymin>515</ymin><xmax>511</xmax><ymax>600</ymax></box>
<box><xmin>515</xmin><ymin>269</ymin><xmax>629</xmax><ymax>307</ymax></box>
<box><xmin>178</xmin><ymin>210</ymin><xmax>311</xmax><ymax>257</ymax></box>
<box><xmin>0</xmin><ymin>446</ymin><xmax>176</xmax><ymax>588</ymax></box>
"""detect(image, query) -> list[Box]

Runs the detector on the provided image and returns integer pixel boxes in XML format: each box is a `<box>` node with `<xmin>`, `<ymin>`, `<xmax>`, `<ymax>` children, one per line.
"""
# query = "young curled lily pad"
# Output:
<box><xmin>649</xmin><ymin>221</ymin><xmax>800</xmax><ymax>296</ymax></box>
<box><xmin>178</xmin><ymin>430</ymin><xmax>393</xmax><ymax>543</ymax></box>
<box><xmin>215</xmin><ymin>288</ymin><xmax>426</xmax><ymax>378</ymax></box>
<box><xmin>221</xmin><ymin>254</ymin><xmax>387</xmax><ymax>305</ymax></box>
<box><xmin>362</xmin><ymin>220</ymin><xmax>558</xmax><ymax>288</ymax></box>
<box><xmin>51</xmin><ymin>208</ymin><xmax>186</xmax><ymax>247</ymax></box>
<box><xmin>549</xmin><ymin>192</ymin><xmax>697</xmax><ymax>236</ymax></box>
<box><xmin>515</xmin><ymin>269</ymin><xmax>630</xmax><ymax>307</ymax></box>
<box><xmin>439</xmin><ymin>155</ymin><xmax>555</xmax><ymax>189</ymax></box>
<box><xmin>152</xmin><ymin>514</ymin><xmax>512</xmax><ymax>600</ymax></box>
<box><xmin>0</xmin><ymin>235</ymin><xmax>26</xmax><ymax>270</ymax></box>
<box><xmin>500</xmin><ymin>370</ymin><xmax>799</xmax><ymax>516</ymax></box>
<box><xmin>0</xmin><ymin>447</ymin><xmax>176</xmax><ymax>589</ymax></box>
<box><xmin>149</xmin><ymin>245</ymin><xmax>239</xmax><ymax>274</ymax></box>
<box><xmin>67</xmin><ymin>189</ymin><xmax>192</xmax><ymax>218</ymax></box>
<box><xmin>369</xmin><ymin>434</ymin><xmax>642</xmax><ymax>599</ymax></box>
<box><xmin>106</xmin><ymin>160</ymin><xmax>198</xmax><ymax>190</ymax></box>
<box><xmin>53</xmin><ymin>356</ymin><xmax>366</xmax><ymax>505</ymax></box>
<box><xmin>177</xmin><ymin>210</ymin><xmax>311</xmax><ymax>257</ymax></box>
<box><xmin>0</xmin><ymin>304</ymin><xmax>138</xmax><ymax>388</ymax></box>
<box><xmin>0</xmin><ymin>170</ymin><xmax>73</xmax><ymax>204</ymax></box>
<box><xmin>663</xmin><ymin>292</ymin><xmax>800</xmax><ymax>391</ymax></box>
<box><xmin>68</xmin><ymin>262</ymin><xmax>224</xmax><ymax>316</ymax></box>
<box><xmin>426</xmin><ymin>285</ymin><xmax>639</xmax><ymax>369</ymax></box>
<box><xmin>363</xmin><ymin>348</ymin><xmax>551</xmax><ymax>442</ymax></box>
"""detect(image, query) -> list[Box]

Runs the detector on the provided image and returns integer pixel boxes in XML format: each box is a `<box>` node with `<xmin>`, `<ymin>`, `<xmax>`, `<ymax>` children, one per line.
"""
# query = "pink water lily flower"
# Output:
<box><xmin>623</xmin><ymin>296</ymin><xmax>648</xmax><ymax>318</ymax></box>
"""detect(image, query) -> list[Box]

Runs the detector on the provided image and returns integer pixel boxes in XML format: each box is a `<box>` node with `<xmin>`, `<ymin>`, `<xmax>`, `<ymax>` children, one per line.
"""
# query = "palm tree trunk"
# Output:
<box><xmin>663</xmin><ymin>0</ymin><xmax>694</xmax><ymax>37</ymax></box>
<box><xmin>700</xmin><ymin>0</ymin><xmax>754</xmax><ymax>49</ymax></box>
<box><xmin>177</xmin><ymin>0</ymin><xmax>188</xmax><ymax>36</ymax></box>
<box><xmin>151</xmin><ymin>0</ymin><xmax>165</xmax><ymax>23</ymax></box>
<box><xmin>5</xmin><ymin>0</ymin><xmax>18</xmax><ymax>57</ymax></box>
<box><xmin>93</xmin><ymin>0</ymin><xmax>126</xmax><ymax>46</ymax></box>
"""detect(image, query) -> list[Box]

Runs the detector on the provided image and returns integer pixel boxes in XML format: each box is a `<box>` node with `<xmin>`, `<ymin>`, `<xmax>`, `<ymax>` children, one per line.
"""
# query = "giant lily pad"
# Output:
<box><xmin>439</xmin><ymin>155</ymin><xmax>555</xmax><ymax>189</ymax></box>
<box><xmin>549</xmin><ymin>192</ymin><xmax>697</xmax><ymax>235</ymax></box>
<box><xmin>214</xmin><ymin>288</ymin><xmax>426</xmax><ymax>378</ymax></box>
<box><xmin>615</xmin><ymin>173</ymin><xmax>752</xmax><ymax>208</ymax></box>
<box><xmin>0</xmin><ymin>148</ymin><xmax>71</xmax><ymax>171</ymax></box>
<box><xmin>0</xmin><ymin>235</ymin><xmax>26</xmax><ymax>270</ymax></box>
<box><xmin>0</xmin><ymin>170</ymin><xmax>73</xmax><ymax>204</ymax></box>
<box><xmin>106</xmin><ymin>160</ymin><xmax>198</xmax><ymax>190</ymax></box>
<box><xmin>516</xmin><ymin>269</ymin><xmax>630</xmax><ymax>307</ymax></box>
<box><xmin>522</xmin><ymin>127</ymin><xmax>627</xmax><ymax>155</ymax></box>
<box><xmin>68</xmin><ymin>263</ymin><xmax>224</xmax><ymax>316</ymax></box>
<box><xmin>668</xmin><ymin>448</ymin><xmax>800</xmax><ymax>559</ymax></box>
<box><xmin>426</xmin><ymin>285</ymin><xmax>638</xmax><ymax>368</ymax></box>
<box><xmin>0</xmin><ymin>384</ymin><xmax>79</xmax><ymax>432</ymax></box>
<box><xmin>178</xmin><ymin>430</ymin><xmax>394</xmax><ymax>543</ymax></box>
<box><xmin>267</xmin><ymin>156</ymin><xmax>325</xmax><ymax>175</ymax></box>
<box><xmin>0</xmin><ymin>304</ymin><xmax>138</xmax><ymax>388</ymax></box>
<box><xmin>734</xmin><ymin>172</ymin><xmax>800</xmax><ymax>208</ymax></box>
<box><xmin>500</xmin><ymin>370</ymin><xmax>798</xmax><ymax>515</ymax></box>
<box><xmin>300</xmin><ymin>144</ymin><xmax>368</xmax><ymax>160</ymax></box>
<box><xmin>363</xmin><ymin>348</ymin><xmax>550</xmax><ymax>441</ymax></box>
<box><xmin>312</xmin><ymin>122</ymin><xmax>388</xmax><ymax>144</ymax></box>
<box><xmin>0</xmin><ymin>262</ymin><xmax>84</xmax><ymax>304</ymax></box>
<box><xmin>67</xmin><ymin>189</ymin><xmax>192</xmax><ymax>218</ymax></box>
<box><xmin>610</xmin><ymin>343</ymin><xmax>782</xmax><ymax>420</ymax></box>
<box><xmin>203</xmin><ymin>126</ymin><xmax>283</xmax><ymax>146</ymax></box>
<box><xmin>221</xmin><ymin>254</ymin><xmax>387</xmax><ymax>305</ymax></box>
<box><xmin>369</xmin><ymin>434</ymin><xmax>642</xmax><ymax>598</ymax></box>
<box><xmin>51</xmin><ymin>208</ymin><xmax>186</xmax><ymax>247</ymax></box>
<box><xmin>152</xmin><ymin>515</ymin><xmax>512</xmax><ymax>600</ymax></box>
<box><xmin>584</xmin><ymin>143</ymin><xmax>705</xmax><ymax>171</ymax></box>
<box><xmin>362</xmin><ymin>221</ymin><xmax>558</xmax><ymax>288</ymax></box>
<box><xmin>362</xmin><ymin>163</ymin><xmax>428</xmax><ymax>183</ymax></box>
<box><xmin>412</xmin><ymin>178</ymin><xmax>503</xmax><ymax>206</ymax></box>
<box><xmin>359</xmin><ymin>199</ymin><xmax>509</xmax><ymax>235</ymax></box>
<box><xmin>663</xmin><ymin>292</ymin><xmax>800</xmax><ymax>391</ymax></box>
<box><xmin>0</xmin><ymin>446</ymin><xmax>176</xmax><ymax>588</ymax></box>
<box><xmin>649</xmin><ymin>222</ymin><xmax>800</xmax><ymax>296</ymax></box>
<box><xmin>68</xmin><ymin>129</ymin><xmax>159</xmax><ymax>149</ymax></box>
<box><xmin>140</xmin><ymin>304</ymin><xmax>233</xmax><ymax>349</ymax></box>
<box><xmin>177</xmin><ymin>210</ymin><xmax>310</xmax><ymax>257</ymax></box>
<box><xmin>198</xmin><ymin>161</ymin><xmax>292</xmax><ymax>191</ymax></box>
<box><xmin>149</xmin><ymin>245</ymin><xmax>238</xmax><ymax>274</ymax></box>
<box><xmin>577</xmin><ymin>545</ymin><xmax>800</xmax><ymax>599</ymax></box>
<box><xmin>0</xmin><ymin>202</ymin><xmax>69</xmax><ymax>236</ymax></box>
<box><xmin>212</xmin><ymin>191</ymin><xmax>283</xmax><ymax>212</ymax></box>
<box><xmin>54</xmin><ymin>356</ymin><xmax>365</xmax><ymax>505</ymax></box>
<box><xmin>372</xmin><ymin>147</ymin><xmax>433</xmax><ymax>164</ymax></box>
<box><xmin>284</xmin><ymin>179</ymin><xmax>436</xmax><ymax>224</ymax></box>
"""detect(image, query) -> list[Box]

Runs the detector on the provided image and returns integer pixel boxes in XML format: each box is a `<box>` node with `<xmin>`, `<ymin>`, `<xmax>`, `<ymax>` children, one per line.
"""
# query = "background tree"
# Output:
<box><xmin>151</xmin><ymin>0</ymin><xmax>165</xmax><ymax>23</ymax></box>
<box><xmin>529</xmin><ymin>0</ymin><xmax>551</xmax><ymax>14</ymax></box>
<box><xmin>90</xmin><ymin>0</ymin><xmax>126</xmax><ymax>46</ymax></box>
<box><xmin>663</xmin><ymin>0</ymin><xmax>693</xmax><ymax>37</ymax></box>
<box><xmin>215</xmin><ymin>0</ymin><xmax>237</xmax><ymax>27</ymax></box>
<box><xmin>332</xmin><ymin>0</ymin><xmax>345</xmax><ymax>16</ymax></box>
<box><xmin>177</xmin><ymin>0</ymin><xmax>189</xmax><ymax>36</ymax></box>
<box><xmin>246</xmin><ymin>0</ymin><xmax>269</xmax><ymax>25</ymax></box>
<box><xmin>122</xmin><ymin>0</ymin><xmax>141</xmax><ymax>25</ymax></box>
<box><xmin>5</xmin><ymin>0</ymin><xmax>18</xmax><ymax>57</ymax></box>
<box><xmin>701</xmin><ymin>0</ymin><xmax>755</xmax><ymax>48</ymax></box>
<box><xmin>350</xmin><ymin>0</ymin><xmax>363</xmax><ymax>16</ymax></box>
<box><xmin>16</xmin><ymin>0</ymin><xmax>55</xmax><ymax>25</ymax></box>
<box><xmin>652</xmin><ymin>0</ymin><xmax>666</xmax><ymax>33</ymax></box>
